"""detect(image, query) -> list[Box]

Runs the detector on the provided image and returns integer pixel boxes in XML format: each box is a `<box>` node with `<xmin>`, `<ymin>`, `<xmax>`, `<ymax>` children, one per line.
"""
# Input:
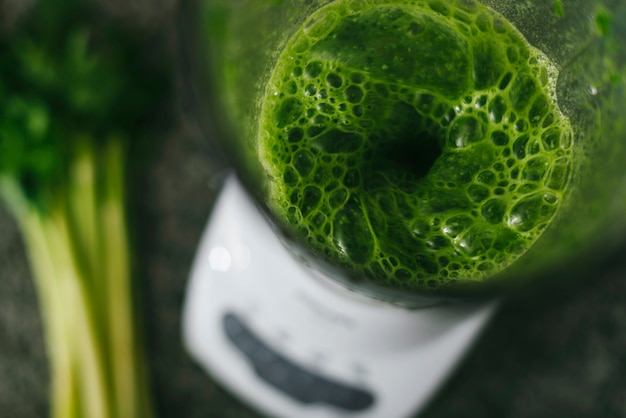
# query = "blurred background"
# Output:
<box><xmin>1</xmin><ymin>1</ymin><xmax>626</xmax><ymax>417</ymax></box>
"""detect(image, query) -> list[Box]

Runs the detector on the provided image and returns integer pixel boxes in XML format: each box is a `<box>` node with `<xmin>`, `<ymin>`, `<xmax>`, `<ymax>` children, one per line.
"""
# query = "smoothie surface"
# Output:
<box><xmin>258</xmin><ymin>0</ymin><xmax>573</xmax><ymax>292</ymax></box>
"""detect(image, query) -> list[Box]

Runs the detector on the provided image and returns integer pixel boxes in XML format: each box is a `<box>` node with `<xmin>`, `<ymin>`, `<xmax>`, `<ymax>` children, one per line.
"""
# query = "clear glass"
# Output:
<box><xmin>180</xmin><ymin>0</ymin><xmax>626</xmax><ymax>304</ymax></box>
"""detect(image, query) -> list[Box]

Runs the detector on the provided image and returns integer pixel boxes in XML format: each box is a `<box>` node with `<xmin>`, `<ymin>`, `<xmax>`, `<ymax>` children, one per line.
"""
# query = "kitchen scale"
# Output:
<box><xmin>182</xmin><ymin>174</ymin><xmax>497</xmax><ymax>418</ymax></box>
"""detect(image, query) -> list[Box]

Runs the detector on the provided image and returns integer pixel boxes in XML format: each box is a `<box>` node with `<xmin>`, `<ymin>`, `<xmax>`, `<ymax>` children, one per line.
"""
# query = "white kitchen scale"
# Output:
<box><xmin>182</xmin><ymin>175</ymin><xmax>497</xmax><ymax>418</ymax></box>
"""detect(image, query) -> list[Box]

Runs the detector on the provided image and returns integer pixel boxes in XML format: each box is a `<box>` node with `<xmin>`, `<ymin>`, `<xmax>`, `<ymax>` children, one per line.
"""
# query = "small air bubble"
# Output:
<box><xmin>345</xmin><ymin>85</ymin><xmax>364</xmax><ymax>103</ymax></box>
<box><xmin>305</xmin><ymin>61</ymin><xmax>323</xmax><ymax>78</ymax></box>
<box><xmin>304</xmin><ymin>84</ymin><xmax>317</xmax><ymax>96</ymax></box>
<box><xmin>317</xmin><ymin>103</ymin><xmax>335</xmax><ymax>115</ymax></box>
<box><xmin>326</xmin><ymin>72</ymin><xmax>343</xmax><ymax>88</ymax></box>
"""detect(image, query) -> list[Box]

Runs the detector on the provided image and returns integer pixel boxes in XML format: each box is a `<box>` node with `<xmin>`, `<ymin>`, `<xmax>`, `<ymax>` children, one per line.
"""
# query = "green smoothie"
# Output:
<box><xmin>257</xmin><ymin>0</ymin><xmax>573</xmax><ymax>292</ymax></box>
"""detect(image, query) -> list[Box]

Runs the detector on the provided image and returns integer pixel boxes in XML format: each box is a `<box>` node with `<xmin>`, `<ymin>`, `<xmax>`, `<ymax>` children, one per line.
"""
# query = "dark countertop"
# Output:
<box><xmin>2</xmin><ymin>3</ymin><xmax>626</xmax><ymax>418</ymax></box>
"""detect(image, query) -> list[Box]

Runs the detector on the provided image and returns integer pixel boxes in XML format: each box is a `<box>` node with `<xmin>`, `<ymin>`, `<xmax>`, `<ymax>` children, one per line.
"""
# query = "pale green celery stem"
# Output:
<box><xmin>68</xmin><ymin>136</ymin><xmax>114</xmax><ymax>414</ymax></box>
<box><xmin>100</xmin><ymin>137</ymin><xmax>155</xmax><ymax>418</ymax></box>
<box><xmin>19</xmin><ymin>210</ymin><xmax>79</xmax><ymax>418</ymax></box>
<box><xmin>18</xmin><ymin>206</ymin><xmax>112</xmax><ymax>418</ymax></box>
<box><xmin>69</xmin><ymin>136</ymin><xmax>109</xmax><ymax>342</ymax></box>
<box><xmin>0</xmin><ymin>180</ymin><xmax>81</xmax><ymax>416</ymax></box>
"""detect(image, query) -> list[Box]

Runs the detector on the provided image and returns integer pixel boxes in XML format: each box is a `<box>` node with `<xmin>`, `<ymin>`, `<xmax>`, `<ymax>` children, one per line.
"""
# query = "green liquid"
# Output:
<box><xmin>258</xmin><ymin>0</ymin><xmax>573</xmax><ymax>292</ymax></box>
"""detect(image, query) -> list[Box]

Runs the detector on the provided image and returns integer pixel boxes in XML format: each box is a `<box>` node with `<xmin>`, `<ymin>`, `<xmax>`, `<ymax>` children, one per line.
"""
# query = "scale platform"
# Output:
<box><xmin>182</xmin><ymin>175</ymin><xmax>497</xmax><ymax>418</ymax></box>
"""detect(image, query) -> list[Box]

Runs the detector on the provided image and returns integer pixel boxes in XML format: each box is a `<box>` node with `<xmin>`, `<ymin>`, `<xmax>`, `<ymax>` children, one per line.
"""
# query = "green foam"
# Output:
<box><xmin>258</xmin><ymin>0</ymin><xmax>573</xmax><ymax>292</ymax></box>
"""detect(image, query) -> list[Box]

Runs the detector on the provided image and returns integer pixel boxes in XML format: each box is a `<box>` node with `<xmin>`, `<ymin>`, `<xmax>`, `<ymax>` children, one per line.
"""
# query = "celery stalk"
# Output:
<box><xmin>0</xmin><ymin>0</ymin><xmax>167</xmax><ymax>416</ymax></box>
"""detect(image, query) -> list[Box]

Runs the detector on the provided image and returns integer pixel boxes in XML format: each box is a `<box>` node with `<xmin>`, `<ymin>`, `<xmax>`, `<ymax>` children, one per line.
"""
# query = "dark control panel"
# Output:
<box><xmin>222</xmin><ymin>312</ymin><xmax>375</xmax><ymax>412</ymax></box>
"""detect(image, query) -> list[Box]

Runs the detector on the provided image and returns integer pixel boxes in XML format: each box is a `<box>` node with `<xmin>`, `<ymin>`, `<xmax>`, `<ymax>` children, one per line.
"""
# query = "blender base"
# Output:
<box><xmin>182</xmin><ymin>175</ymin><xmax>497</xmax><ymax>418</ymax></box>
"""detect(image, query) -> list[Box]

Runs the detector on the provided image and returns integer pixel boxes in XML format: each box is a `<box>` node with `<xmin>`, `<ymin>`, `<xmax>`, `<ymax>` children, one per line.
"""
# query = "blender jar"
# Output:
<box><xmin>181</xmin><ymin>0</ymin><xmax>626</xmax><ymax>301</ymax></box>
<box><xmin>179</xmin><ymin>1</ymin><xmax>626</xmax><ymax>417</ymax></box>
